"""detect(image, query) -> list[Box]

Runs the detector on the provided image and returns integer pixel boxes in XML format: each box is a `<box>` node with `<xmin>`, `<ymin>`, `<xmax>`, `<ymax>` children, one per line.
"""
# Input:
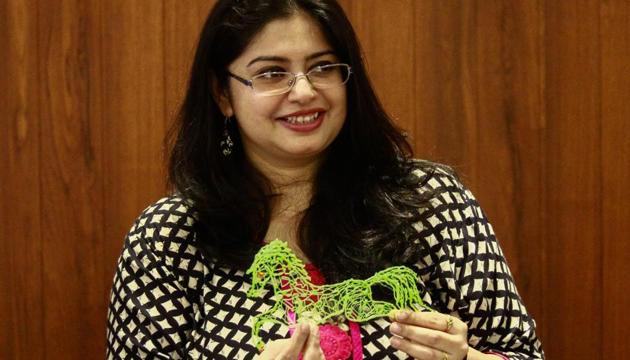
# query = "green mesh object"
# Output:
<box><xmin>245</xmin><ymin>239</ymin><xmax>433</xmax><ymax>349</ymax></box>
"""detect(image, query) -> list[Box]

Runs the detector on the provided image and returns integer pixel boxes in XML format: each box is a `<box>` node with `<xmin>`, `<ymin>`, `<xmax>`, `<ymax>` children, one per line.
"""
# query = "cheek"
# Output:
<box><xmin>331</xmin><ymin>89</ymin><xmax>348</xmax><ymax>121</ymax></box>
<box><xmin>232</xmin><ymin>93</ymin><xmax>281</xmax><ymax>121</ymax></box>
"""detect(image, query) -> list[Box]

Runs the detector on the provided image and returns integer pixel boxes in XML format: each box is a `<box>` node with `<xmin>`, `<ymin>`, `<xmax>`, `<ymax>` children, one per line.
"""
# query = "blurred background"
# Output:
<box><xmin>2</xmin><ymin>0</ymin><xmax>628</xmax><ymax>358</ymax></box>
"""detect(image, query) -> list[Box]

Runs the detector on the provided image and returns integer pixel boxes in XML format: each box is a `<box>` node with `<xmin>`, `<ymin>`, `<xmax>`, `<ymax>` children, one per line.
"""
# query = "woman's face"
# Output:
<box><xmin>220</xmin><ymin>13</ymin><xmax>347</xmax><ymax>171</ymax></box>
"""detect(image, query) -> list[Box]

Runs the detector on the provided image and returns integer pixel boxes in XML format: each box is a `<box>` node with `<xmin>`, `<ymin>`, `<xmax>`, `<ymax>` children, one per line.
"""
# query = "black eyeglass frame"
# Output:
<box><xmin>227</xmin><ymin>63</ymin><xmax>352</xmax><ymax>96</ymax></box>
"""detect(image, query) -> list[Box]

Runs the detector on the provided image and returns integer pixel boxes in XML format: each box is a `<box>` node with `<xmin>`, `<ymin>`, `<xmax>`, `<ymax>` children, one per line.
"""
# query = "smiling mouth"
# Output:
<box><xmin>283</xmin><ymin>112</ymin><xmax>319</xmax><ymax>125</ymax></box>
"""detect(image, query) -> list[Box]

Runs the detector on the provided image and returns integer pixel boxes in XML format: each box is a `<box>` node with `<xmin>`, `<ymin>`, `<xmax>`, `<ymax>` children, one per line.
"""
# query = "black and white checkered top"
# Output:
<box><xmin>106</xmin><ymin>167</ymin><xmax>543</xmax><ymax>359</ymax></box>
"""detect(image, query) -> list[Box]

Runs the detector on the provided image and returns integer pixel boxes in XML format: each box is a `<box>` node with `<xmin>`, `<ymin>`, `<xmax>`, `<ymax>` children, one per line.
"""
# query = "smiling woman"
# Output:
<box><xmin>105</xmin><ymin>1</ymin><xmax>543</xmax><ymax>359</ymax></box>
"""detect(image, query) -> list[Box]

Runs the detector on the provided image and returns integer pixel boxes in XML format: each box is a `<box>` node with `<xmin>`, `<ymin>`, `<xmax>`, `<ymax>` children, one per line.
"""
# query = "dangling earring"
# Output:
<box><xmin>220</xmin><ymin>116</ymin><xmax>234</xmax><ymax>156</ymax></box>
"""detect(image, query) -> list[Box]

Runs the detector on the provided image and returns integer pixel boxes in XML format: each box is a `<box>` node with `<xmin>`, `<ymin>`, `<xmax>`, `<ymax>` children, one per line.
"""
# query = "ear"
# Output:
<box><xmin>211</xmin><ymin>77</ymin><xmax>234</xmax><ymax>118</ymax></box>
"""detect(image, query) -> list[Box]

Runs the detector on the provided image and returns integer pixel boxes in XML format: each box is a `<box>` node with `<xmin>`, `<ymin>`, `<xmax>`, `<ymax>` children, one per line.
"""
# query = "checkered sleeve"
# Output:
<box><xmin>411</xmin><ymin>168</ymin><xmax>544</xmax><ymax>359</ymax></box>
<box><xmin>106</xmin><ymin>197</ymin><xmax>203</xmax><ymax>359</ymax></box>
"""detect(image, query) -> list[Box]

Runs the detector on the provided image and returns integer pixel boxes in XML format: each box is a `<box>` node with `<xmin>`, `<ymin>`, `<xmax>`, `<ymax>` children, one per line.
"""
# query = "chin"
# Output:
<box><xmin>281</xmin><ymin>146</ymin><xmax>324</xmax><ymax>159</ymax></box>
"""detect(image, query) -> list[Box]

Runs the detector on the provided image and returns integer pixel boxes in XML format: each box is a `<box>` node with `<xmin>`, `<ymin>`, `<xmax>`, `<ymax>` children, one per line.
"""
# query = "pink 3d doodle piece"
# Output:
<box><xmin>246</xmin><ymin>239</ymin><xmax>433</xmax><ymax>358</ymax></box>
<box><xmin>318</xmin><ymin>324</ymin><xmax>353</xmax><ymax>359</ymax></box>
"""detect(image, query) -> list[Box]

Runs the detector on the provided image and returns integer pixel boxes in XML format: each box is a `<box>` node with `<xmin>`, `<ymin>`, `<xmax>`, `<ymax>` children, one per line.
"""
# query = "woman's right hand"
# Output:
<box><xmin>256</xmin><ymin>322</ymin><xmax>325</xmax><ymax>360</ymax></box>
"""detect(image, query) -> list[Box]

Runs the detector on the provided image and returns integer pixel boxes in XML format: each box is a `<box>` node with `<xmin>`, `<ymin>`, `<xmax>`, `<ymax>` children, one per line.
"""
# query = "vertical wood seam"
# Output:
<box><xmin>596</xmin><ymin>0</ymin><xmax>605</xmax><ymax>353</ymax></box>
<box><xmin>536</xmin><ymin>0</ymin><xmax>547</xmax><ymax>347</ymax></box>
<box><xmin>34</xmin><ymin>1</ymin><xmax>46</xmax><ymax>358</ymax></box>
<box><xmin>411</xmin><ymin>0</ymin><xmax>417</xmax><ymax>152</ymax></box>
<box><xmin>162</xmin><ymin>1</ymin><xmax>169</xmax><ymax>183</ymax></box>
<box><xmin>96</xmin><ymin>0</ymin><xmax>108</xmax><ymax>301</ymax></box>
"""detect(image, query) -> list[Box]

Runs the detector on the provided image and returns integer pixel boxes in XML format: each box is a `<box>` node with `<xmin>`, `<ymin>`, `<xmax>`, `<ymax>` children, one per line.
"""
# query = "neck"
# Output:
<box><xmin>246</xmin><ymin>152</ymin><xmax>321</xmax><ymax>214</ymax></box>
<box><xmin>247</xmin><ymin>152</ymin><xmax>321</xmax><ymax>188</ymax></box>
<box><xmin>247</xmin><ymin>154</ymin><xmax>321</xmax><ymax>259</ymax></box>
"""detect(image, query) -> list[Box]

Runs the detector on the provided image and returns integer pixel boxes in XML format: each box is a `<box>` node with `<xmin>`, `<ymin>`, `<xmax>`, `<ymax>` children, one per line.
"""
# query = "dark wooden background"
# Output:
<box><xmin>2</xmin><ymin>0</ymin><xmax>628</xmax><ymax>358</ymax></box>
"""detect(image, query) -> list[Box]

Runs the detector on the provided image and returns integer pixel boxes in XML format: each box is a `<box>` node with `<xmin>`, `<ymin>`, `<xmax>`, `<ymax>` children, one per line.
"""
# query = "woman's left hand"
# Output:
<box><xmin>388</xmin><ymin>310</ymin><xmax>469</xmax><ymax>360</ymax></box>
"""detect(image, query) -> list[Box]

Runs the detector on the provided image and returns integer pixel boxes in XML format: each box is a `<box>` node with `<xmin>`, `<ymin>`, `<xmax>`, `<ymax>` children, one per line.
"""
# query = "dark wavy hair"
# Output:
<box><xmin>167</xmin><ymin>0</ymin><xmax>438</xmax><ymax>282</ymax></box>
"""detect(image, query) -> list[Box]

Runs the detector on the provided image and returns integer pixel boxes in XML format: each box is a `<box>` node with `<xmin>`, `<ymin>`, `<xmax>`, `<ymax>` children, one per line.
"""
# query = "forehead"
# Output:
<box><xmin>235</xmin><ymin>13</ymin><xmax>333</xmax><ymax>65</ymax></box>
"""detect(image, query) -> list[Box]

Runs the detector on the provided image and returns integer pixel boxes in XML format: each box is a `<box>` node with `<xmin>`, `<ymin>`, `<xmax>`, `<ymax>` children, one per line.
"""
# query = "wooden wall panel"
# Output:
<box><xmin>543</xmin><ymin>1</ymin><xmax>603</xmax><ymax>359</ymax></box>
<box><xmin>467</xmin><ymin>0</ymin><xmax>521</xmax><ymax>269</ymax></box>
<box><xmin>411</xmin><ymin>0</ymin><xmax>548</xmax><ymax>345</ymax></box>
<box><xmin>601</xmin><ymin>0</ymin><xmax>630</xmax><ymax>356</ymax></box>
<box><xmin>493</xmin><ymin>0</ymin><xmax>547</xmax><ymax>327</ymax></box>
<box><xmin>163</xmin><ymin>0</ymin><xmax>216</xmax><ymax>124</ymax></box>
<box><xmin>413</xmin><ymin>1</ymin><xmax>471</xmax><ymax>167</ymax></box>
<box><xmin>37</xmin><ymin>0</ymin><xmax>105</xmax><ymax>356</ymax></box>
<box><xmin>0</xmin><ymin>0</ymin><xmax>44</xmax><ymax>358</ymax></box>
<box><xmin>341</xmin><ymin>0</ymin><xmax>416</xmax><ymax>136</ymax></box>
<box><xmin>101</xmin><ymin>1</ymin><xmax>168</xmax><ymax>274</ymax></box>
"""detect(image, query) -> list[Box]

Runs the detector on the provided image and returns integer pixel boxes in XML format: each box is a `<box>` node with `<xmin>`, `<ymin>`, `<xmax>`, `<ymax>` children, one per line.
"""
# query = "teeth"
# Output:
<box><xmin>285</xmin><ymin>112</ymin><xmax>319</xmax><ymax>124</ymax></box>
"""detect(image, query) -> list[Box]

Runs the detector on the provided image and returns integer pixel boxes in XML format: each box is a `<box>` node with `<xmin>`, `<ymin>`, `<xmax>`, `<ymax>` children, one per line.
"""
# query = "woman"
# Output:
<box><xmin>106</xmin><ymin>0</ymin><xmax>543</xmax><ymax>359</ymax></box>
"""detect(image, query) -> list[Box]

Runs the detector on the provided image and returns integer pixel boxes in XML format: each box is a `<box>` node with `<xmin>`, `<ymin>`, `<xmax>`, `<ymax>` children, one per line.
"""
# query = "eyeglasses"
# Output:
<box><xmin>228</xmin><ymin>63</ymin><xmax>352</xmax><ymax>96</ymax></box>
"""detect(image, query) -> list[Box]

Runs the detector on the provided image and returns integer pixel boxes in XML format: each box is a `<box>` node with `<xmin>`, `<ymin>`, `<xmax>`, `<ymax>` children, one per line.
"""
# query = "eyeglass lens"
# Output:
<box><xmin>251</xmin><ymin>64</ymin><xmax>350</xmax><ymax>95</ymax></box>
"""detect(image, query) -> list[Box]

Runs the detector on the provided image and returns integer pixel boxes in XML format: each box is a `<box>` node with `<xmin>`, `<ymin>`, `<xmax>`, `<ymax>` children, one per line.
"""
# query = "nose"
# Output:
<box><xmin>287</xmin><ymin>74</ymin><xmax>316</xmax><ymax>102</ymax></box>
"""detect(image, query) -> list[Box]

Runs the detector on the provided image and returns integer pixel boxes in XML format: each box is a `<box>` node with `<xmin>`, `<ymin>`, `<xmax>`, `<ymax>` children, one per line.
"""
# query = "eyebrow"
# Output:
<box><xmin>246</xmin><ymin>50</ymin><xmax>336</xmax><ymax>68</ymax></box>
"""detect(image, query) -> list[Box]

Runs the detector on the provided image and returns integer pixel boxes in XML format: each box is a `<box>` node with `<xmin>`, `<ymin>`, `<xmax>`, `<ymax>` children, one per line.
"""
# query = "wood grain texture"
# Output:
<box><xmin>601</xmin><ymin>0</ymin><xmax>630</xmax><ymax>356</ymax></box>
<box><xmin>411</xmin><ymin>1</ymin><xmax>547</xmax><ymax>346</ymax></box>
<box><xmin>37</xmin><ymin>0</ymin><xmax>105</xmax><ymax>355</ymax></box>
<box><xmin>101</xmin><ymin>1</ymin><xmax>168</xmax><ymax>281</ymax></box>
<box><xmin>163</xmin><ymin>0</ymin><xmax>216</xmax><ymax>125</ymax></box>
<box><xmin>493</xmin><ymin>0</ymin><xmax>547</xmax><ymax>331</ymax></box>
<box><xmin>342</xmin><ymin>0</ymin><xmax>416</xmax><ymax>136</ymax></box>
<box><xmin>413</xmin><ymin>1</ymin><xmax>472</xmax><ymax>168</ymax></box>
<box><xmin>0</xmin><ymin>0</ymin><xmax>44</xmax><ymax>358</ymax></box>
<box><xmin>544</xmin><ymin>1</ymin><xmax>603</xmax><ymax>358</ymax></box>
<box><xmin>465</xmin><ymin>0</ymin><xmax>520</xmax><ymax>267</ymax></box>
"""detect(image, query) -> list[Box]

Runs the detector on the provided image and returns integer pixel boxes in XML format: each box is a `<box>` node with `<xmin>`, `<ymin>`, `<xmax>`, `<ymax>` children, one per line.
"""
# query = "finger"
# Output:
<box><xmin>390</xmin><ymin>310</ymin><xmax>465</xmax><ymax>334</ymax></box>
<box><xmin>302</xmin><ymin>324</ymin><xmax>324</xmax><ymax>360</ymax></box>
<box><xmin>257</xmin><ymin>339</ymin><xmax>291</xmax><ymax>359</ymax></box>
<box><xmin>389</xmin><ymin>321</ymin><xmax>461</xmax><ymax>352</ymax></box>
<box><xmin>390</xmin><ymin>336</ymin><xmax>450</xmax><ymax>360</ymax></box>
<box><xmin>282</xmin><ymin>322</ymin><xmax>311</xmax><ymax>359</ymax></box>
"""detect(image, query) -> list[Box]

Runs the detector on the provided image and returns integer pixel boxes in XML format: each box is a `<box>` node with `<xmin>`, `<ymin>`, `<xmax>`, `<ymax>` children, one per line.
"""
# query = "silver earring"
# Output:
<box><xmin>220</xmin><ymin>116</ymin><xmax>234</xmax><ymax>156</ymax></box>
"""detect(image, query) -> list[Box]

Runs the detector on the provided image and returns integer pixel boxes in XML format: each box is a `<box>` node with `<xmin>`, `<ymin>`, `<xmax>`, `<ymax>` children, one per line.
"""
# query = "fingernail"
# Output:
<box><xmin>299</xmin><ymin>322</ymin><xmax>308</xmax><ymax>332</ymax></box>
<box><xmin>390</xmin><ymin>322</ymin><xmax>401</xmax><ymax>335</ymax></box>
<box><xmin>397</xmin><ymin>311</ymin><xmax>409</xmax><ymax>321</ymax></box>
<box><xmin>390</xmin><ymin>336</ymin><xmax>401</xmax><ymax>348</ymax></box>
